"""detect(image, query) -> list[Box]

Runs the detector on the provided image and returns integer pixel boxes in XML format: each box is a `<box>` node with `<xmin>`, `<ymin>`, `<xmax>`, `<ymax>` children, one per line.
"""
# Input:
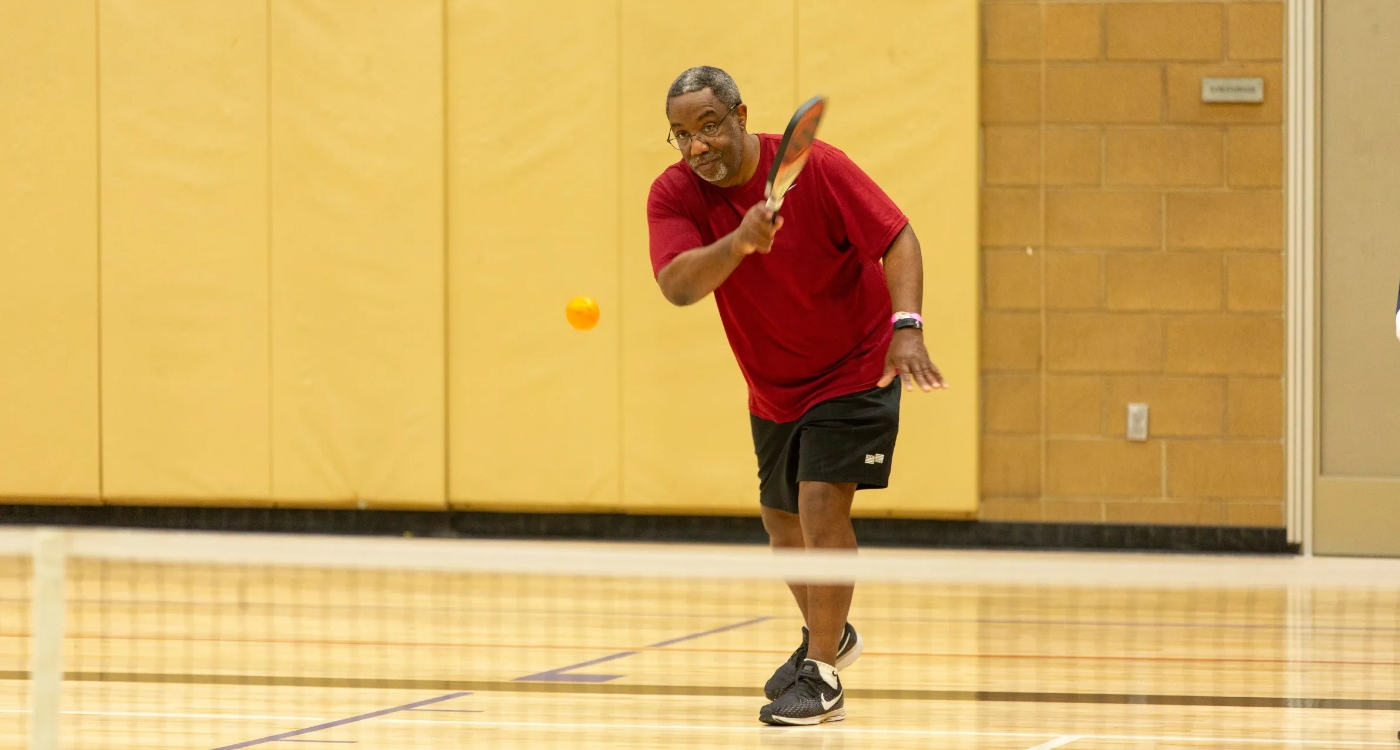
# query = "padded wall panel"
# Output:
<box><xmin>0</xmin><ymin>2</ymin><xmax>100</xmax><ymax>500</ymax></box>
<box><xmin>270</xmin><ymin>0</ymin><xmax>446</xmax><ymax>508</ymax></box>
<box><xmin>446</xmin><ymin>0</ymin><xmax>621</xmax><ymax>510</ymax></box>
<box><xmin>99</xmin><ymin>0</ymin><xmax>271</xmax><ymax>502</ymax></box>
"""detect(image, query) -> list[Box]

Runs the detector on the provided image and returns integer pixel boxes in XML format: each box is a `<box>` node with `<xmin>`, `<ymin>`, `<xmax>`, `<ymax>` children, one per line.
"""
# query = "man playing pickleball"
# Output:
<box><xmin>646</xmin><ymin>66</ymin><xmax>947</xmax><ymax>726</ymax></box>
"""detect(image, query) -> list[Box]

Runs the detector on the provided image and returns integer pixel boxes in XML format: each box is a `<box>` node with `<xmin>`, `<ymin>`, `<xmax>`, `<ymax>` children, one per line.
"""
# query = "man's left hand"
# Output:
<box><xmin>878</xmin><ymin>328</ymin><xmax>948</xmax><ymax>392</ymax></box>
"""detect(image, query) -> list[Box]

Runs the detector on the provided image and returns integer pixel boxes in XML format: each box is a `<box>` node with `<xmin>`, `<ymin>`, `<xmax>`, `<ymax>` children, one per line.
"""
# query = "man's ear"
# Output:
<box><xmin>736</xmin><ymin>103</ymin><xmax>749</xmax><ymax>131</ymax></box>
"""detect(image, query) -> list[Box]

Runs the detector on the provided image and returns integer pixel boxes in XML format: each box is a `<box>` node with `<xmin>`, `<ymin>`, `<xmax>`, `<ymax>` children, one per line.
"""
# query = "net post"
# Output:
<box><xmin>29</xmin><ymin>528</ymin><xmax>66</xmax><ymax>750</ymax></box>
<box><xmin>1284</xmin><ymin>584</ymin><xmax>1314</xmax><ymax>744</ymax></box>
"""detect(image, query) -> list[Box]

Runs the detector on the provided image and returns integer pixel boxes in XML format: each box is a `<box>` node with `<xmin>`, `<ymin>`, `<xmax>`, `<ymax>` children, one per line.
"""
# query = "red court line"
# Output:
<box><xmin>0</xmin><ymin>630</ymin><xmax>1392</xmax><ymax>668</ymax></box>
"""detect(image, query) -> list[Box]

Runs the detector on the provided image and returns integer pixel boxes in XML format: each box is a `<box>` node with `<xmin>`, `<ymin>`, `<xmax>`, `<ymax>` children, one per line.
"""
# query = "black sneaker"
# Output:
<box><xmin>759</xmin><ymin>659</ymin><xmax>844</xmax><ymax>726</ymax></box>
<box><xmin>763</xmin><ymin>627</ymin><xmax>808</xmax><ymax>700</ymax></box>
<box><xmin>764</xmin><ymin>624</ymin><xmax>862</xmax><ymax>700</ymax></box>
<box><xmin>834</xmin><ymin>622</ymin><xmax>863</xmax><ymax>671</ymax></box>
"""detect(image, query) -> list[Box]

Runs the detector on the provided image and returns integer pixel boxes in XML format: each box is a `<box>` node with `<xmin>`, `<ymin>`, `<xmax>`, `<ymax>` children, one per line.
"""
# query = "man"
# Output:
<box><xmin>647</xmin><ymin>66</ymin><xmax>946</xmax><ymax>726</ymax></box>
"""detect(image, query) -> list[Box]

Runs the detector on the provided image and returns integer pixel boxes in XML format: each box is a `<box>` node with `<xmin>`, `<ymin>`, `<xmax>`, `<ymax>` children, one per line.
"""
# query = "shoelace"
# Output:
<box><xmin>786</xmin><ymin>643</ymin><xmax>806</xmax><ymax>669</ymax></box>
<box><xmin>795</xmin><ymin>668</ymin><xmax>833</xmax><ymax>702</ymax></box>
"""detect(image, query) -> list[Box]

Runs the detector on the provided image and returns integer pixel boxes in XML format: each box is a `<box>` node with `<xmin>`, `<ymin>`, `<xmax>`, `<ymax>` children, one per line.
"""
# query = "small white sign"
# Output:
<box><xmin>1127</xmin><ymin>403</ymin><xmax>1149</xmax><ymax>442</ymax></box>
<box><xmin>1201</xmin><ymin>77</ymin><xmax>1265</xmax><ymax>103</ymax></box>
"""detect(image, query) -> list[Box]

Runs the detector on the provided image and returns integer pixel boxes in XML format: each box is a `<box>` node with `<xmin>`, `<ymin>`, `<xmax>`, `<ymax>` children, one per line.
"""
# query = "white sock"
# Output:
<box><xmin>807</xmin><ymin>659</ymin><xmax>840</xmax><ymax>689</ymax></box>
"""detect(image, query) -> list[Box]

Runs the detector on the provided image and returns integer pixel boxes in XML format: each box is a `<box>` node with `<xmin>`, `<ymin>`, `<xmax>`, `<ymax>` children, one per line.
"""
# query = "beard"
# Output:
<box><xmin>688</xmin><ymin>152</ymin><xmax>731</xmax><ymax>183</ymax></box>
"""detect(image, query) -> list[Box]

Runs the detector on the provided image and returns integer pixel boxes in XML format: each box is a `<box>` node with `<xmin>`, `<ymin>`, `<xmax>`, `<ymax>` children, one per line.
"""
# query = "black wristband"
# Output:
<box><xmin>893</xmin><ymin>317</ymin><xmax>923</xmax><ymax>331</ymax></box>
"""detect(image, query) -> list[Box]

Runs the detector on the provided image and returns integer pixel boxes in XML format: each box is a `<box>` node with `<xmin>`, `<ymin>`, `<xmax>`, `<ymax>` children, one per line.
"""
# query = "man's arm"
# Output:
<box><xmin>877</xmin><ymin>224</ymin><xmax>948</xmax><ymax>392</ymax></box>
<box><xmin>657</xmin><ymin>202</ymin><xmax>783</xmax><ymax>306</ymax></box>
<box><xmin>656</xmin><ymin>234</ymin><xmax>745</xmax><ymax>307</ymax></box>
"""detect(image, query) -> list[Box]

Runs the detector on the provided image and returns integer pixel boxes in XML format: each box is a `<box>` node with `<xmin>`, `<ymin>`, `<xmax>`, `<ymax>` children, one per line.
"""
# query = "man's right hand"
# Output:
<box><xmin>732</xmin><ymin>202</ymin><xmax>785</xmax><ymax>256</ymax></box>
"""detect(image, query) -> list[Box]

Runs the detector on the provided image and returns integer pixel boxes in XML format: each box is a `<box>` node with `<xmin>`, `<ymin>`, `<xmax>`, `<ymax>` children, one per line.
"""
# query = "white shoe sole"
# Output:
<box><xmin>835</xmin><ymin>630</ymin><xmax>863</xmax><ymax>671</ymax></box>
<box><xmin>765</xmin><ymin>707</ymin><xmax>846</xmax><ymax>726</ymax></box>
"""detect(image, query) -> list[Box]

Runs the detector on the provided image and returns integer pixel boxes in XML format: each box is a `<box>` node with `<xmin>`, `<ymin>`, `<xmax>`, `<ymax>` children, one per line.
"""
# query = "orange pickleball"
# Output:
<box><xmin>566</xmin><ymin>296</ymin><xmax>600</xmax><ymax>331</ymax></box>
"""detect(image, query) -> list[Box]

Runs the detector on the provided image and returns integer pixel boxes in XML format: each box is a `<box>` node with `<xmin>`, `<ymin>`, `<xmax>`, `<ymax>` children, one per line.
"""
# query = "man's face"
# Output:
<box><xmin>667</xmin><ymin>89</ymin><xmax>746</xmax><ymax>185</ymax></box>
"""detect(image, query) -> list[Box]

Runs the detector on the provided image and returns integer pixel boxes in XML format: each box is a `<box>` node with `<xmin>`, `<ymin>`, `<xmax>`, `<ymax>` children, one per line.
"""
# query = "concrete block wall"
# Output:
<box><xmin>978</xmin><ymin>0</ymin><xmax>1286</xmax><ymax>526</ymax></box>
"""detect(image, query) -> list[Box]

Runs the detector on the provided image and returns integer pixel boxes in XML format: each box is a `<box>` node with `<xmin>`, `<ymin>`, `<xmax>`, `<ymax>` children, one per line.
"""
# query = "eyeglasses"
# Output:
<box><xmin>666</xmin><ymin>103</ymin><xmax>740</xmax><ymax>150</ymax></box>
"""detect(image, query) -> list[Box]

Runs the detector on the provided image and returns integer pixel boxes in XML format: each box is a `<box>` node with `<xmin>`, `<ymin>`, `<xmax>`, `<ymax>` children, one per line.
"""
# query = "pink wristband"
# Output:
<box><xmin>891</xmin><ymin>312</ymin><xmax>923</xmax><ymax>324</ymax></box>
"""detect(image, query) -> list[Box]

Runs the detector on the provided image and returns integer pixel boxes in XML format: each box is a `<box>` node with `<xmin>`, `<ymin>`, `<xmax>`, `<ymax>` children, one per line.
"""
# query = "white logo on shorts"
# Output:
<box><xmin>864</xmin><ymin>453</ymin><xmax>885</xmax><ymax>465</ymax></box>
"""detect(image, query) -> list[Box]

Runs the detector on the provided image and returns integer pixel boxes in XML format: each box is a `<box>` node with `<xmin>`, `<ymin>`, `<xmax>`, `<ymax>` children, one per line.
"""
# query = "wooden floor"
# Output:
<box><xmin>0</xmin><ymin>545</ymin><xmax>1397</xmax><ymax>749</ymax></box>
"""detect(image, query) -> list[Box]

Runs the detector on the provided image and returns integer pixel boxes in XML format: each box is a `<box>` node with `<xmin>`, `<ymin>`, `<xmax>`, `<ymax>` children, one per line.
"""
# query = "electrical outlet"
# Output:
<box><xmin>1127</xmin><ymin>403</ymin><xmax>1149</xmax><ymax>442</ymax></box>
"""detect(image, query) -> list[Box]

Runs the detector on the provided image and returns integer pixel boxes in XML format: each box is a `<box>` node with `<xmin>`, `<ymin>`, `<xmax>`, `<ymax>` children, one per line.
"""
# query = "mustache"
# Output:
<box><xmin>688</xmin><ymin>153</ymin><xmax>723</xmax><ymax>167</ymax></box>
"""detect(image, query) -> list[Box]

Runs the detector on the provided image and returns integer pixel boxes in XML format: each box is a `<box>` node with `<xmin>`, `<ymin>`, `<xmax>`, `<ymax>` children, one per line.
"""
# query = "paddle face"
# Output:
<box><xmin>764</xmin><ymin>95</ymin><xmax>827</xmax><ymax>217</ymax></box>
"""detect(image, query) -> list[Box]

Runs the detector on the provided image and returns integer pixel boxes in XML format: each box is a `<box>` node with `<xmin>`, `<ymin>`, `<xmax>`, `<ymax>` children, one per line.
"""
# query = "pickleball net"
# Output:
<box><xmin>3</xmin><ymin>527</ymin><xmax>1399</xmax><ymax>749</ymax></box>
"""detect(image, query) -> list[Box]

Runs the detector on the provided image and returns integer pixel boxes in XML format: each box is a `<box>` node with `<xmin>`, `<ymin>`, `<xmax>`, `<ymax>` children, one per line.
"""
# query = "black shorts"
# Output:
<box><xmin>750</xmin><ymin>381</ymin><xmax>901</xmax><ymax>515</ymax></box>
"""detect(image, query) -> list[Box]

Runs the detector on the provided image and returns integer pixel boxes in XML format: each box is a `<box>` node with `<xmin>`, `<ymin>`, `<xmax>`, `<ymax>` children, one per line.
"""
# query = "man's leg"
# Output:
<box><xmin>760</xmin><ymin>505</ymin><xmax>809</xmax><ymax>624</ymax></box>
<box><xmin>796</xmin><ymin>480</ymin><xmax>857</xmax><ymax>666</ymax></box>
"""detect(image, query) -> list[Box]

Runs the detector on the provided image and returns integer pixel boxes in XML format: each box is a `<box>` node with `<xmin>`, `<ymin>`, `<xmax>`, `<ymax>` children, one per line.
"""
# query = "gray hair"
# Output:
<box><xmin>666</xmin><ymin>66</ymin><xmax>742</xmax><ymax>111</ymax></box>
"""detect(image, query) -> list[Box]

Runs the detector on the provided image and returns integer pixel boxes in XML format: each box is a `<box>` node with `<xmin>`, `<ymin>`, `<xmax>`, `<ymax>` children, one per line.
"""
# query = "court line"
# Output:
<box><xmin>510</xmin><ymin>651</ymin><xmax>636</xmax><ymax>683</ymax></box>
<box><xmin>3</xmin><ymin>633</ymin><xmax>1393</xmax><ymax>669</ymax></box>
<box><xmin>8</xmin><ymin>671</ymin><xmax>1394</xmax><ymax>711</ymax></box>
<box><xmin>4</xmin><ymin>601</ymin><xmax>1394</xmax><ymax>634</ymax></box>
<box><xmin>513</xmin><ymin>615</ymin><xmax>770</xmax><ymax>682</ymax></box>
<box><xmin>209</xmin><ymin>692</ymin><xmax>470</xmax><ymax>750</ymax></box>
<box><xmin>1026</xmin><ymin>737</ymin><xmax>1082</xmax><ymax>750</ymax></box>
<box><xmin>374</xmin><ymin>718</ymin><xmax>1399</xmax><ymax>746</ymax></box>
<box><xmin>9</xmin><ymin>669</ymin><xmax>1399</xmax><ymax>711</ymax></box>
<box><xmin>218</xmin><ymin>616</ymin><xmax>769</xmax><ymax>747</ymax></box>
<box><xmin>648</xmin><ymin>617</ymin><xmax>774</xmax><ymax>648</ymax></box>
<box><xmin>0</xmin><ymin>709</ymin><xmax>328</xmax><ymax>722</ymax></box>
<box><xmin>2</xmin><ymin>706</ymin><xmax>1391</xmax><ymax>747</ymax></box>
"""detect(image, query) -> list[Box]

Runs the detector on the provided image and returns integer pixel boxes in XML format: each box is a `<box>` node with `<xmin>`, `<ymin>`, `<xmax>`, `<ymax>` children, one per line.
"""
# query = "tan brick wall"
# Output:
<box><xmin>979</xmin><ymin>0</ymin><xmax>1285</xmax><ymax>527</ymax></box>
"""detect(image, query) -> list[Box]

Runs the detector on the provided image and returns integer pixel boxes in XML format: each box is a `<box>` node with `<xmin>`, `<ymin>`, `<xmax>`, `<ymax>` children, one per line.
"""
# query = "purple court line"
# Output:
<box><xmin>210</xmin><ymin>692</ymin><xmax>470</xmax><ymax>750</ymax></box>
<box><xmin>512</xmin><ymin>651</ymin><xmax>638</xmax><ymax>683</ymax></box>
<box><xmin>514</xmin><ymin>616</ymin><xmax>771</xmax><ymax>682</ymax></box>
<box><xmin>215</xmin><ymin>615</ymin><xmax>769</xmax><ymax>748</ymax></box>
<box><xmin>647</xmin><ymin>617</ymin><xmax>772</xmax><ymax>648</ymax></box>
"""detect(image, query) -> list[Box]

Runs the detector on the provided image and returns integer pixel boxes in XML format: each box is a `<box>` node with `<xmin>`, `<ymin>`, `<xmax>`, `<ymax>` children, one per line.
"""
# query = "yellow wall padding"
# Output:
<box><xmin>0</xmin><ymin>2</ymin><xmax>101</xmax><ymax>500</ymax></box>
<box><xmin>99</xmin><ymin>0</ymin><xmax>272</xmax><ymax>503</ymax></box>
<box><xmin>618</xmin><ymin>0</ymin><xmax>801</xmax><ymax>514</ymax></box>
<box><xmin>0</xmin><ymin>0</ymin><xmax>976</xmax><ymax>516</ymax></box>
<box><xmin>798</xmin><ymin>0</ymin><xmax>980</xmax><ymax>516</ymax></box>
<box><xmin>446</xmin><ymin>0</ymin><xmax>622</xmax><ymax>510</ymax></box>
<box><xmin>269</xmin><ymin>0</ymin><xmax>446</xmax><ymax>508</ymax></box>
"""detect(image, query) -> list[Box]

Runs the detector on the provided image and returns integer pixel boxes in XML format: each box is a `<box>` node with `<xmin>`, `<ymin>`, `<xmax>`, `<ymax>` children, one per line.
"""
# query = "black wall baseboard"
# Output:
<box><xmin>0</xmin><ymin>504</ymin><xmax>1295</xmax><ymax>554</ymax></box>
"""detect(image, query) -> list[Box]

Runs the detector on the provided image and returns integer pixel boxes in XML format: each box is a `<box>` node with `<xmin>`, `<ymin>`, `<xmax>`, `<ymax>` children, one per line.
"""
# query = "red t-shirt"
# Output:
<box><xmin>647</xmin><ymin>134</ymin><xmax>909</xmax><ymax>423</ymax></box>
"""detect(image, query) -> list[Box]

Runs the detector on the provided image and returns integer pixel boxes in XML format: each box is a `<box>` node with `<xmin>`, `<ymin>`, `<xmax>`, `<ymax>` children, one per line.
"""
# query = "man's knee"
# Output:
<box><xmin>804</xmin><ymin>519</ymin><xmax>855</xmax><ymax>548</ymax></box>
<box><xmin>761</xmin><ymin>506</ymin><xmax>804</xmax><ymax>547</ymax></box>
<box><xmin>797</xmin><ymin>482</ymin><xmax>856</xmax><ymax>548</ymax></box>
